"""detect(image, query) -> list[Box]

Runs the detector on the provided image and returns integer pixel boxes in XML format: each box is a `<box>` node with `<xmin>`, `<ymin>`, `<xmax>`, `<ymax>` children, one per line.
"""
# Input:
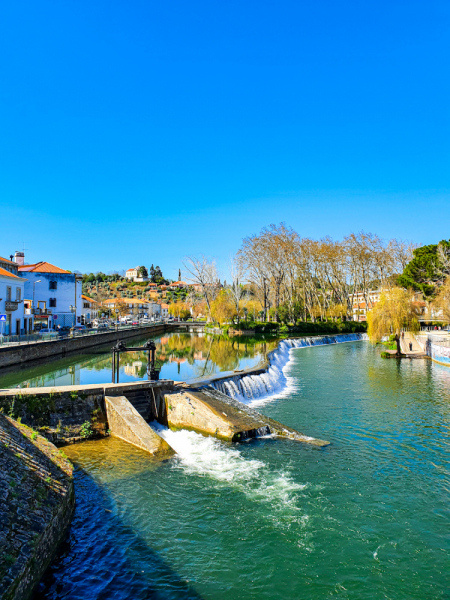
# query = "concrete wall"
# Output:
<box><xmin>0</xmin><ymin>414</ymin><xmax>74</xmax><ymax>600</ymax></box>
<box><xmin>0</xmin><ymin>380</ymin><xmax>175</xmax><ymax>446</ymax></box>
<box><xmin>0</xmin><ymin>323</ymin><xmax>168</xmax><ymax>369</ymax></box>
<box><xmin>416</xmin><ymin>335</ymin><xmax>450</xmax><ymax>366</ymax></box>
<box><xmin>105</xmin><ymin>395</ymin><xmax>174</xmax><ymax>457</ymax></box>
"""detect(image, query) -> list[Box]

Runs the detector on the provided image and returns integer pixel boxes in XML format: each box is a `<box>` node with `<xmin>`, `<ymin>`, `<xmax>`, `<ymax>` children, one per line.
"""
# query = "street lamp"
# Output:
<box><xmin>32</xmin><ymin>280</ymin><xmax>41</xmax><ymax>331</ymax></box>
<box><xmin>69</xmin><ymin>305</ymin><xmax>76</xmax><ymax>328</ymax></box>
<box><xmin>32</xmin><ymin>280</ymin><xmax>41</xmax><ymax>310</ymax></box>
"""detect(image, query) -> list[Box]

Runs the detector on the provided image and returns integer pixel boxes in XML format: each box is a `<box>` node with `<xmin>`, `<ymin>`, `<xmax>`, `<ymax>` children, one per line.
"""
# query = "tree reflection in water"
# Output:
<box><xmin>2</xmin><ymin>333</ymin><xmax>279</xmax><ymax>389</ymax></box>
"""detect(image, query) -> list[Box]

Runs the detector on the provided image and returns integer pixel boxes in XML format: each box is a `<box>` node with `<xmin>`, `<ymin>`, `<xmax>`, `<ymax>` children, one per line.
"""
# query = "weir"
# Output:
<box><xmin>0</xmin><ymin>333</ymin><xmax>365</xmax><ymax>455</ymax></box>
<box><xmin>208</xmin><ymin>333</ymin><xmax>368</xmax><ymax>403</ymax></box>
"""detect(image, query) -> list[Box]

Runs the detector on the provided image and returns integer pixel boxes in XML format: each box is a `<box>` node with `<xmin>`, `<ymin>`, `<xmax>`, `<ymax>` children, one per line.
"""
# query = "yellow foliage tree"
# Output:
<box><xmin>211</xmin><ymin>290</ymin><xmax>236</xmax><ymax>325</ymax></box>
<box><xmin>367</xmin><ymin>287</ymin><xmax>420</xmax><ymax>355</ymax></box>
<box><xmin>169</xmin><ymin>302</ymin><xmax>191</xmax><ymax>320</ymax></box>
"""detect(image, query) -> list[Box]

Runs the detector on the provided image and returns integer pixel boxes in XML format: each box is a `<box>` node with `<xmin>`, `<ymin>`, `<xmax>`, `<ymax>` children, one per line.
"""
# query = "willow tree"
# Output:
<box><xmin>367</xmin><ymin>287</ymin><xmax>420</xmax><ymax>355</ymax></box>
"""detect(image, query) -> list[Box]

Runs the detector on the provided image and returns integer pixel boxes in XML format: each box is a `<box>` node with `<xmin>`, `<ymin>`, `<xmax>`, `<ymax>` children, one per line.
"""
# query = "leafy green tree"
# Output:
<box><xmin>138</xmin><ymin>265</ymin><xmax>148</xmax><ymax>278</ymax></box>
<box><xmin>398</xmin><ymin>240</ymin><xmax>450</xmax><ymax>298</ymax></box>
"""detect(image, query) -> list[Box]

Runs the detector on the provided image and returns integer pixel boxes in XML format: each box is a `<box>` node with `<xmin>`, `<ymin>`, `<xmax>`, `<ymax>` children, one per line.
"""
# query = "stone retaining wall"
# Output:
<box><xmin>0</xmin><ymin>381</ymin><xmax>175</xmax><ymax>446</ymax></box>
<box><xmin>0</xmin><ymin>414</ymin><xmax>74</xmax><ymax>600</ymax></box>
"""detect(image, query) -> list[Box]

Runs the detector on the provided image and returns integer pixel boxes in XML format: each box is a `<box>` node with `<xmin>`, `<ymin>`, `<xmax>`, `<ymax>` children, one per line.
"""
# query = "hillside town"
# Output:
<box><xmin>1</xmin><ymin>237</ymin><xmax>447</xmax><ymax>338</ymax></box>
<box><xmin>0</xmin><ymin>252</ymin><xmax>224</xmax><ymax>335</ymax></box>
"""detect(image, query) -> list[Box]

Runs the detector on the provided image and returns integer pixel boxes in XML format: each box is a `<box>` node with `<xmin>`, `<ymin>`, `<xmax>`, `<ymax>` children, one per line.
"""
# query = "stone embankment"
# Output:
<box><xmin>0</xmin><ymin>414</ymin><xmax>74</xmax><ymax>600</ymax></box>
<box><xmin>0</xmin><ymin>322</ymin><xmax>206</xmax><ymax>370</ymax></box>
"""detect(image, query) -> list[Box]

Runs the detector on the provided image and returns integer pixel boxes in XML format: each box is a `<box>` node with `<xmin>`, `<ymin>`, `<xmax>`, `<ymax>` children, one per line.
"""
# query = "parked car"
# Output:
<box><xmin>70</xmin><ymin>325</ymin><xmax>87</xmax><ymax>337</ymax></box>
<box><xmin>37</xmin><ymin>328</ymin><xmax>59</xmax><ymax>338</ymax></box>
<box><xmin>95</xmin><ymin>323</ymin><xmax>110</xmax><ymax>331</ymax></box>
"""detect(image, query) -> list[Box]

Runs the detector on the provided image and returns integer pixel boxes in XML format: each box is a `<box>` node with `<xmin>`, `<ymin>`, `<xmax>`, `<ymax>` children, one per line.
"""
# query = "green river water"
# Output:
<box><xmin>33</xmin><ymin>341</ymin><xmax>449</xmax><ymax>599</ymax></box>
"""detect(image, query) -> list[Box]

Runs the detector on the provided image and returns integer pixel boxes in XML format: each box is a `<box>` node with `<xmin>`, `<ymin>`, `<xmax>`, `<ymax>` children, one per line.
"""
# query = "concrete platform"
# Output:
<box><xmin>165</xmin><ymin>387</ymin><xmax>330</xmax><ymax>446</ymax></box>
<box><xmin>105</xmin><ymin>395</ymin><xmax>174</xmax><ymax>458</ymax></box>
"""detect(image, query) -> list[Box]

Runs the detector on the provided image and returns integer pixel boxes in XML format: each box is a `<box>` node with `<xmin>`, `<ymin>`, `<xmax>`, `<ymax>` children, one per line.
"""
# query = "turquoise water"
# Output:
<box><xmin>34</xmin><ymin>342</ymin><xmax>450</xmax><ymax>599</ymax></box>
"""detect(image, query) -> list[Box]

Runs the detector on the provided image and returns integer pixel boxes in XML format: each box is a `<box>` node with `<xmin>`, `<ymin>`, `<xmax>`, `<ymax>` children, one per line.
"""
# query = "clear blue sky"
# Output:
<box><xmin>1</xmin><ymin>0</ymin><xmax>449</xmax><ymax>279</ymax></box>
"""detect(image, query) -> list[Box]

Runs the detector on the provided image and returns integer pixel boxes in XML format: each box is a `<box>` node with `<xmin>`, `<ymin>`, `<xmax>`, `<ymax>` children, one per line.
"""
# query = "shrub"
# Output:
<box><xmin>79</xmin><ymin>421</ymin><xmax>94</xmax><ymax>438</ymax></box>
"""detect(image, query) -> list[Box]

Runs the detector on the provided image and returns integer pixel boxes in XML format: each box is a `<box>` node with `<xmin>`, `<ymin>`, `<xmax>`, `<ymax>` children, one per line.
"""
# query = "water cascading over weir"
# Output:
<box><xmin>0</xmin><ymin>334</ymin><xmax>369</xmax><ymax>462</ymax></box>
<box><xmin>209</xmin><ymin>333</ymin><xmax>368</xmax><ymax>403</ymax></box>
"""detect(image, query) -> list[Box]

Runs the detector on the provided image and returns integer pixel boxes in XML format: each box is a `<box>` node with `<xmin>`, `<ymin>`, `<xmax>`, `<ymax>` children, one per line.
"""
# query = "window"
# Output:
<box><xmin>6</xmin><ymin>287</ymin><xmax>11</xmax><ymax>301</ymax></box>
<box><xmin>49</xmin><ymin>281</ymin><xmax>57</xmax><ymax>290</ymax></box>
<box><xmin>16</xmin><ymin>287</ymin><xmax>21</xmax><ymax>302</ymax></box>
<box><xmin>49</xmin><ymin>298</ymin><xmax>57</xmax><ymax>308</ymax></box>
<box><xmin>38</xmin><ymin>301</ymin><xmax>46</xmax><ymax>310</ymax></box>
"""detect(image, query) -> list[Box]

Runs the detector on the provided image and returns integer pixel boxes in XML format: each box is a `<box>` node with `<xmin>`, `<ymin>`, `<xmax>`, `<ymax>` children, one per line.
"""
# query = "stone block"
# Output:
<box><xmin>105</xmin><ymin>395</ymin><xmax>174</xmax><ymax>457</ymax></box>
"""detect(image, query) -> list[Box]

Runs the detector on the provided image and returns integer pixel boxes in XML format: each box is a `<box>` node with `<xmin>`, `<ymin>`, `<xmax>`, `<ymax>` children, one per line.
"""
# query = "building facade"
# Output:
<box><xmin>351</xmin><ymin>289</ymin><xmax>381</xmax><ymax>321</ymax></box>
<box><xmin>80</xmin><ymin>295</ymin><xmax>98</xmax><ymax>324</ymax></box>
<box><xmin>18</xmin><ymin>256</ymin><xmax>82</xmax><ymax>329</ymax></box>
<box><xmin>0</xmin><ymin>259</ymin><xmax>30</xmax><ymax>335</ymax></box>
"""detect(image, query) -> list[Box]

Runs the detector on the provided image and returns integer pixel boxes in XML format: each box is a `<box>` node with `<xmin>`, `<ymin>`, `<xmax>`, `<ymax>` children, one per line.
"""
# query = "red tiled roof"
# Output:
<box><xmin>81</xmin><ymin>295</ymin><xmax>97</xmax><ymax>303</ymax></box>
<box><xmin>19</xmin><ymin>262</ymin><xmax>70</xmax><ymax>274</ymax></box>
<box><xmin>0</xmin><ymin>256</ymin><xmax>16</xmax><ymax>265</ymax></box>
<box><xmin>0</xmin><ymin>266</ymin><xmax>21</xmax><ymax>279</ymax></box>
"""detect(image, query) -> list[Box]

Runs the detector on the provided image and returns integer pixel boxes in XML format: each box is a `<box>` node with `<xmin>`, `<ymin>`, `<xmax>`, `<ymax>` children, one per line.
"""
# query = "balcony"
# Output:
<box><xmin>5</xmin><ymin>301</ymin><xmax>19</xmax><ymax>312</ymax></box>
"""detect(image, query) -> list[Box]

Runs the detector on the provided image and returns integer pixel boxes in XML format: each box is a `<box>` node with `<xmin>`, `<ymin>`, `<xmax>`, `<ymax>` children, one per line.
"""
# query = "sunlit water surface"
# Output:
<box><xmin>34</xmin><ymin>342</ymin><xmax>450</xmax><ymax>599</ymax></box>
<box><xmin>0</xmin><ymin>332</ymin><xmax>276</xmax><ymax>389</ymax></box>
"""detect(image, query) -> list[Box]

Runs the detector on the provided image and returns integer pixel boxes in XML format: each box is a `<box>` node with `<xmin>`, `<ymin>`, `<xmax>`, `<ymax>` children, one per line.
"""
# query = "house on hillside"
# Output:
<box><xmin>17</xmin><ymin>252</ymin><xmax>82</xmax><ymax>329</ymax></box>
<box><xmin>126</xmin><ymin>266</ymin><xmax>148</xmax><ymax>282</ymax></box>
<box><xmin>168</xmin><ymin>281</ymin><xmax>187</xmax><ymax>290</ymax></box>
<box><xmin>0</xmin><ymin>254</ymin><xmax>31</xmax><ymax>335</ymax></box>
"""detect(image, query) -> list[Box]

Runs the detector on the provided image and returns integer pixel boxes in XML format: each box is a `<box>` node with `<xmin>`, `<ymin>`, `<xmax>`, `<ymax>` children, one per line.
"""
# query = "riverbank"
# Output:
<box><xmin>0</xmin><ymin>414</ymin><xmax>74</xmax><ymax>600</ymax></box>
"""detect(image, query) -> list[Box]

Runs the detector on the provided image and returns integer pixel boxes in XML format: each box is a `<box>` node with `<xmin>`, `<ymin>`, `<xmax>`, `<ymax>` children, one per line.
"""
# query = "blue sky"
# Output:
<box><xmin>1</xmin><ymin>0</ymin><xmax>449</xmax><ymax>279</ymax></box>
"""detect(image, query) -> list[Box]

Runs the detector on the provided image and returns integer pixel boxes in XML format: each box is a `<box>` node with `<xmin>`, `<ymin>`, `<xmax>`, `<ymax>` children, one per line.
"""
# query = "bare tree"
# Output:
<box><xmin>225</xmin><ymin>254</ymin><xmax>248</xmax><ymax>324</ymax></box>
<box><xmin>183</xmin><ymin>255</ymin><xmax>219</xmax><ymax>319</ymax></box>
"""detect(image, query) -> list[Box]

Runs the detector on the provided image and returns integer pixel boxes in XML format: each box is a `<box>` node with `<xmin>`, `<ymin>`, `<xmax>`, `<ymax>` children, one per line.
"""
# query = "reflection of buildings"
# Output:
<box><xmin>193</xmin><ymin>352</ymin><xmax>205</xmax><ymax>361</ymax></box>
<box><xmin>124</xmin><ymin>361</ymin><xmax>144</xmax><ymax>376</ymax></box>
<box><xmin>20</xmin><ymin>364</ymin><xmax>81</xmax><ymax>388</ymax></box>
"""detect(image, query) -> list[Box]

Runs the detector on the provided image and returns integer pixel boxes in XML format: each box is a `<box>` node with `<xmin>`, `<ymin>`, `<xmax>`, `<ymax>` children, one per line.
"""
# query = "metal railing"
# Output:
<box><xmin>416</xmin><ymin>333</ymin><xmax>450</xmax><ymax>349</ymax></box>
<box><xmin>0</xmin><ymin>321</ymin><xmax>169</xmax><ymax>348</ymax></box>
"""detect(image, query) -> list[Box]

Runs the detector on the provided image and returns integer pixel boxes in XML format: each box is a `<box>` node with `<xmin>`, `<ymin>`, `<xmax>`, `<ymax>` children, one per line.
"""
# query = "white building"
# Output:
<box><xmin>17</xmin><ymin>253</ymin><xmax>82</xmax><ymax>330</ymax></box>
<box><xmin>0</xmin><ymin>256</ymin><xmax>30</xmax><ymax>335</ymax></box>
<box><xmin>160</xmin><ymin>303</ymin><xmax>169</xmax><ymax>318</ymax></box>
<box><xmin>125</xmin><ymin>267</ymin><xmax>139</xmax><ymax>280</ymax></box>
<box><xmin>80</xmin><ymin>295</ymin><xmax>98</xmax><ymax>324</ymax></box>
<box><xmin>350</xmin><ymin>289</ymin><xmax>382</xmax><ymax>322</ymax></box>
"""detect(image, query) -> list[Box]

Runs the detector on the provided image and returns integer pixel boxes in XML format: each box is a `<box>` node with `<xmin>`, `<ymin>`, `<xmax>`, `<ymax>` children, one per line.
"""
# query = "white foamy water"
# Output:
<box><xmin>211</xmin><ymin>333</ymin><xmax>368</xmax><ymax>406</ymax></box>
<box><xmin>151</xmin><ymin>423</ymin><xmax>305</xmax><ymax>512</ymax></box>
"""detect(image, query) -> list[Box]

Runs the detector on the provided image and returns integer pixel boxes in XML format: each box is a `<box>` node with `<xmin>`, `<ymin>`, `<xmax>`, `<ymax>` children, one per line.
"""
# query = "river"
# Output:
<box><xmin>0</xmin><ymin>332</ymin><xmax>277</xmax><ymax>389</ymax></box>
<box><xmin>33</xmin><ymin>340</ymin><xmax>449</xmax><ymax>599</ymax></box>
